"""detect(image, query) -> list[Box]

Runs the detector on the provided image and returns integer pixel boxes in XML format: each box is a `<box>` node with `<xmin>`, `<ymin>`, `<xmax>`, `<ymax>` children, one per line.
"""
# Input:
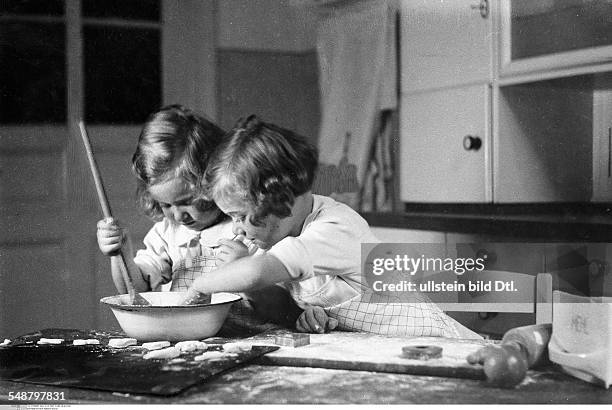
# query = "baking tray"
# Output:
<box><xmin>0</xmin><ymin>328</ymin><xmax>278</xmax><ymax>396</ymax></box>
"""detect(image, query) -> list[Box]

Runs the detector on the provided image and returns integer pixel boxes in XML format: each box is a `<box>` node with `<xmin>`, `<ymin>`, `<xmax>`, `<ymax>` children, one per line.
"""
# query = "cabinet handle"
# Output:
<box><xmin>476</xmin><ymin>248</ymin><xmax>496</xmax><ymax>267</ymax></box>
<box><xmin>463</xmin><ymin>135</ymin><xmax>482</xmax><ymax>151</ymax></box>
<box><xmin>470</xmin><ymin>0</ymin><xmax>489</xmax><ymax>18</ymax></box>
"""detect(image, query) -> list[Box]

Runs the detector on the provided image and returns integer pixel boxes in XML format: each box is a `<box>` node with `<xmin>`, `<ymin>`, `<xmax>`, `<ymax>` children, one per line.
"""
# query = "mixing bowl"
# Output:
<box><xmin>100</xmin><ymin>291</ymin><xmax>241</xmax><ymax>342</ymax></box>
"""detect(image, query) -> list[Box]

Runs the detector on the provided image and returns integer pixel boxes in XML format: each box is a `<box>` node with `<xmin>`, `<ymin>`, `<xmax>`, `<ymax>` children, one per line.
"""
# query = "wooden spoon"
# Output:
<box><xmin>78</xmin><ymin>121</ymin><xmax>150</xmax><ymax>306</ymax></box>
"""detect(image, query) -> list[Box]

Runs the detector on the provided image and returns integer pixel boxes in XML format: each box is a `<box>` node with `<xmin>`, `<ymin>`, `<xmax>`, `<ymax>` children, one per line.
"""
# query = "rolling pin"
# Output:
<box><xmin>467</xmin><ymin>323</ymin><xmax>552</xmax><ymax>388</ymax></box>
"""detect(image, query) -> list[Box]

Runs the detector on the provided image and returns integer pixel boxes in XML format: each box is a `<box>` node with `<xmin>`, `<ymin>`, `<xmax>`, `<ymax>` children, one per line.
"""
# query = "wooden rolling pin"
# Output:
<box><xmin>467</xmin><ymin>323</ymin><xmax>552</xmax><ymax>388</ymax></box>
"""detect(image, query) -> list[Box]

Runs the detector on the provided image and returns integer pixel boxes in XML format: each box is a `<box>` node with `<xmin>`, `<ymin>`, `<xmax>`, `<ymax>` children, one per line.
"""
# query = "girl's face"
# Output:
<box><xmin>216</xmin><ymin>198</ymin><xmax>294</xmax><ymax>251</ymax></box>
<box><xmin>148</xmin><ymin>176</ymin><xmax>221</xmax><ymax>231</ymax></box>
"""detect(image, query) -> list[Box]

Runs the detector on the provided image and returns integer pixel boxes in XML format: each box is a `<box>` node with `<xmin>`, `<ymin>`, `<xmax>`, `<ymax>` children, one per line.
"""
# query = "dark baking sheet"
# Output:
<box><xmin>0</xmin><ymin>328</ymin><xmax>278</xmax><ymax>396</ymax></box>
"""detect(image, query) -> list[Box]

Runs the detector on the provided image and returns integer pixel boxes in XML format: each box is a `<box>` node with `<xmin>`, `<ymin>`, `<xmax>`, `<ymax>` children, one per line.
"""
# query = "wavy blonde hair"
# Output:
<box><xmin>204</xmin><ymin>115</ymin><xmax>318</xmax><ymax>225</ymax></box>
<box><xmin>132</xmin><ymin>105</ymin><xmax>225</xmax><ymax>220</ymax></box>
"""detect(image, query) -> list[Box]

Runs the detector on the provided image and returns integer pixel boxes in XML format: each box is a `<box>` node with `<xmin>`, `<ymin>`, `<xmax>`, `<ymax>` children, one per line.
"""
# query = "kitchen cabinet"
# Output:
<box><xmin>399</xmin><ymin>0</ymin><xmax>494</xmax><ymax>203</ymax></box>
<box><xmin>400</xmin><ymin>85</ymin><xmax>491</xmax><ymax>202</ymax></box>
<box><xmin>593</xmin><ymin>84</ymin><xmax>612</xmax><ymax>201</ymax></box>
<box><xmin>499</xmin><ymin>0</ymin><xmax>612</xmax><ymax>77</ymax></box>
<box><xmin>494</xmin><ymin>78</ymin><xmax>594</xmax><ymax>202</ymax></box>
<box><xmin>400</xmin><ymin>0</ymin><xmax>494</xmax><ymax>92</ymax></box>
<box><xmin>399</xmin><ymin>0</ymin><xmax>612</xmax><ymax>204</ymax></box>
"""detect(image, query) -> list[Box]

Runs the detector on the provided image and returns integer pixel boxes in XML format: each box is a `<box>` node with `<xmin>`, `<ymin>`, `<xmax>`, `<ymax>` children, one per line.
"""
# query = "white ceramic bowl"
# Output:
<box><xmin>100</xmin><ymin>291</ymin><xmax>241</xmax><ymax>342</ymax></box>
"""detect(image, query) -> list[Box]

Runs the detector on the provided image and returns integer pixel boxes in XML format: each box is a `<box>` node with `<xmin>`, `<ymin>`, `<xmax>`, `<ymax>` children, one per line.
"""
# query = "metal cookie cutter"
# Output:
<box><xmin>401</xmin><ymin>345</ymin><xmax>443</xmax><ymax>360</ymax></box>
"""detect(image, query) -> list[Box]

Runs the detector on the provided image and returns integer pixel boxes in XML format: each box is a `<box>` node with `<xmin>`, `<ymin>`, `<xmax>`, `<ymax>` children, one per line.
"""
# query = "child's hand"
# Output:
<box><xmin>295</xmin><ymin>306</ymin><xmax>339</xmax><ymax>334</ymax></box>
<box><xmin>215</xmin><ymin>236</ymin><xmax>250</xmax><ymax>267</ymax></box>
<box><xmin>97</xmin><ymin>218</ymin><xmax>126</xmax><ymax>256</ymax></box>
<box><xmin>181</xmin><ymin>287</ymin><xmax>212</xmax><ymax>305</ymax></box>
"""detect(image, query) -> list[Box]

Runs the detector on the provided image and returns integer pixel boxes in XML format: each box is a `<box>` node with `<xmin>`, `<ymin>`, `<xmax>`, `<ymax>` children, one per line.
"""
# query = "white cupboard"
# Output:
<box><xmin>399</xmin><ymin>0</ymin><xmax>612</xmax><ymax>204</ymax></box>
<box><xmin>400</xmin><ymin>0</ymin><xmax>494</xmax><ymax>93</ymax></box>
<box><xmin>400</xmin><ymin>85</ymin><xmax>491</xmax><ymax>202</ymax></box>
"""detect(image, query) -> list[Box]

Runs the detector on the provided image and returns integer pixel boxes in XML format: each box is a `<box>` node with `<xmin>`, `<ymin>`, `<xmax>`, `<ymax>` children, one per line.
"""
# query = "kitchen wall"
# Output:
<box><xmin>162</xmin><ymin>0</ymin><xmax>321</xmax><ymax>140</ymax></box>
<box><xmin>215</xmin><ymin>0</ymin><xmax>320</xmax><ymax>143</ymax></box>
<box><xmin>0</xmin><ymin>0</ymin><xmax>322</xmax><ymax>338</ymax></box>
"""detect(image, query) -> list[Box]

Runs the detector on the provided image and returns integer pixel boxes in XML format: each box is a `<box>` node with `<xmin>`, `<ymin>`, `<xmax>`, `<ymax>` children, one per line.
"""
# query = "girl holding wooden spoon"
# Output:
<box><xmin>96</xmin><ymin>105</ymin><xmax>245</xmax><ymax>296</ymax></box>
<box><xmin>97</xmin><ymin>105</ymin><xmax>300</xmax><ymax>328</ymax></box>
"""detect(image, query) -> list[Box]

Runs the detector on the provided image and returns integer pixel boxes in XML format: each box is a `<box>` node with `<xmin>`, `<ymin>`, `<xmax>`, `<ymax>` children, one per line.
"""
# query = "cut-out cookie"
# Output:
<box><xmin>142</xmin><ymin>341</ymin><xmax>171</xmax><ymax>350</ymax></box>
<box><xmin>193</xmin><ymin>351</ymin><xmax>235</xmax><ymax>361</ymax></box>
<box><xmin>222</xmin><ymin>342</ymin><xmax>252</xmax><ymax>353</ymax></box>
<box><xmin>37</xmin><ymin>338</ymin><xmax>64</xmax><ymax>345</ymax></box>
<box><xmin>143</xmin><ymin>346</ymin><xmax>181</xmax><ymax>360</ymax></box>
<box><xmin>108</xmin><ymin>338</ymin><xmax>137</xmax><ymax>348</ymax></box>
<box><xmin>73</xmin><ymin>339</ymin><xmax>100</xmax><ymax>346</ymax></box>
<box><xmin>175</xmin><ymin>340</ymin><xmax>208</xmax><ymax>352</ymax></box>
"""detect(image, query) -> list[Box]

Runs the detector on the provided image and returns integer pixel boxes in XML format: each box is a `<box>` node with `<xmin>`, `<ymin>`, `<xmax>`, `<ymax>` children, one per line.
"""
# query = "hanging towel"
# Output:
<box><xmin>316</xmin><ymin>0</ymin><xmax>397</xmax><ymax>209</ymax></box>
<box><xmin>359</xmin><ymin>108</ymin><xmax>397</xmax><ymax>212</ymax></box>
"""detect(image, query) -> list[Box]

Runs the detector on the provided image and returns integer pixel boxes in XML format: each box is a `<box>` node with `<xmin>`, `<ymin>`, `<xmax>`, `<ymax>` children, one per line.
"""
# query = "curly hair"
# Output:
<box><xmin>132</xmin><ymin>104</ymin><xmax>225</xmax><ymax>220</ymax></box>
<box><xmin>204</xmin><ymin>115</ymin><xmax>318</xmax><ymax>225</ymax></box>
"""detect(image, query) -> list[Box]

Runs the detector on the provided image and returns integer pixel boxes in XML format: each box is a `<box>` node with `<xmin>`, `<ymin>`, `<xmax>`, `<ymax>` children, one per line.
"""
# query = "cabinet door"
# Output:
<box><xmin>500</xmin><ymin>0</ymin><xmax>612</xmax><ymax>76</ymax></box>
<box><xmin>593</xmin><ymin>88</ymin><xmax>612</xmax><ymax>202</ymax></box>
<box><xmin>400</xmin><ymin>0</ymin><xmax>494</xmax><ymax>92</ymax></box>
<box><xmin>495</xmin><ymin>83</ymin><xmax>592</xmax><ymax>202</ymax></box>
<box><xmin>400</xmin><ymin>85</ymin><xmax>490</xmax><ymax>203</ymax></box>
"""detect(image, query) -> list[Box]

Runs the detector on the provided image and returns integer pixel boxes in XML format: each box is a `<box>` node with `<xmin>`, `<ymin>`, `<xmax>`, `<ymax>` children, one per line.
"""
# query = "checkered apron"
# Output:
<box><xmin>169</xmin><ymin>241</ymin><xmax>268</xmax><ymax>330</ymax></box>
<box><xmin>169</xmin><ymin>248</ymin><xmax>217</xmax><ymax>292</ymax></box>
<box><xmin>323</xmin><ymin>288</ymin><xmax>460</xmax><ymax>338</ymax></box>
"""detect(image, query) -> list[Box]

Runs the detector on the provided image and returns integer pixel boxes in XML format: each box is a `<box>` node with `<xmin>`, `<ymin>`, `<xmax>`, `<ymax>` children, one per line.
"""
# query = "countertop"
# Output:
<box><xmin>1</xmin><ymin>327</ymin><xmax>611</xmax><ymax>405</ymax></box>
<box><xmin>1</xmin><ymin>363</ymin><xmax>611</xmax><ymax>404</ymax></box>
<box><xmin>363</xmin><ymin>203</ymin><xmax>612</xmax><ymax>241</ymax></box>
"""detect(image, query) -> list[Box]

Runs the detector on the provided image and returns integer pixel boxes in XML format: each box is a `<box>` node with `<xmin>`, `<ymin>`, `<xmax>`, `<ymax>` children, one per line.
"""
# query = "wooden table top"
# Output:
<box><xmin>1</xmin><ymin>363</ymin><xmax>611</xmax><ymax>405</ymax></box>
<box><xmin>2</xmin><ymin>327</ymin><xmax>611</xmax><ymax>404</ymax></box>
